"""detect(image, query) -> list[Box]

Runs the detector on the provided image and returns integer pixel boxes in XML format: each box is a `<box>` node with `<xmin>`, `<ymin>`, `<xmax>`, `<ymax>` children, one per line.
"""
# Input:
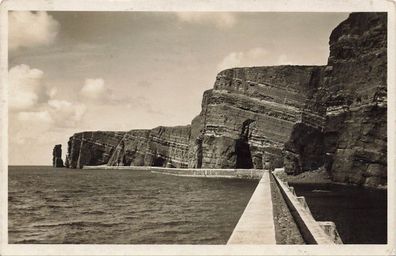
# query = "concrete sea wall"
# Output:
<box><xmin>272</xmin><ymin>168</ymin><xmax>343</xmax><ymax>244</ymax></box>
<box><xmin>83</xmin><ymin>165</ymin><xmax>264</xmax><ymax>179</ymax></box>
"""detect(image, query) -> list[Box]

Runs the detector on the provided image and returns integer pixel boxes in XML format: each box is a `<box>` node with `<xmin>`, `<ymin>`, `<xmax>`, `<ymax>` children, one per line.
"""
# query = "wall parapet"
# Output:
<box><xmin>273</xmin><ymin>168</ymin><xmax>343</xmax><ymax>244</ymax></box>
<box><xmin>82</xmin><ymin>165</ymin><xmax>264</xmax><ymax>179</ymax></box>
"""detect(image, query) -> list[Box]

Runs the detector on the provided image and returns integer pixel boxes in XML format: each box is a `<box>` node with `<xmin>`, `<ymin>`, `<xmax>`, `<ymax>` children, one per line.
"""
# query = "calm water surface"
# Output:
<box><xmin>292</xmin><ymin>183</ymin><xmax>387</xmax><ymax>244</ymax></box>
<box><xmin>8</xmin><ymin>166</ymin><xmax>258</xmax><ymax>244</ymax></box>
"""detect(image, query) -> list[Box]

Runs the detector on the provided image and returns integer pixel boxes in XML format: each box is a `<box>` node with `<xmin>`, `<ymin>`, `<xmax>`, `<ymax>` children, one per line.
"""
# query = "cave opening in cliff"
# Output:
<box><xmin>235</xmin><ymin>120</ymin><xmax>255</xmax><ymax>169</ymax></box>
<box><xmin>235</xmin><ymin>139</ymin><xmax>253</xmax><ymax>169</ymax></box>
<box><xmin>153</xmin><ymin>156</ymin><xmax>166</xmax><ymax>167</ymax></box>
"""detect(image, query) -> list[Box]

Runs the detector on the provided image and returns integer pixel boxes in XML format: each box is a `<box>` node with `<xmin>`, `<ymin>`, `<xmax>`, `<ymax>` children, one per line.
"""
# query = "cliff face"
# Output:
<box><xmin>187</xmin><ymin>66</ymin><xmax>324</xmax><ymax>169</ymax></box>
<box><xmin>62</xmin><ymin>12</ymin><xmax>387</xmax><ymax>187</ymax></box>
<box><xmin>107</xmin><ymin>125</ymin><xmax>191</xmax><ymax>168</ymax></box>
<box><xmin>65</xmin><ymin>131</ymin><xmax>126</xmax><ymax>168</ymax></box>
<box><xmin>65</xmin><ymin>66</ymin><xmax>321</xmax><ymax>169</ymax></box>
<box><xmin>284</xmin><ymin>12</ymin><xmax>387</xmax><ymax>187</ymax></box>
<box><xmin>324</xmin><ymin>12</ymin><xmax>387</xmax><ymax>187</ymax></box>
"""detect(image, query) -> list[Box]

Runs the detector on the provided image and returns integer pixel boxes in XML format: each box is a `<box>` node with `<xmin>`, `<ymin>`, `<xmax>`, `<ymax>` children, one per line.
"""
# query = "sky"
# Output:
<box><xmin>8</xmin><ymin>11</ymin><xmax>349</xmax><ymax>165</ymax></box>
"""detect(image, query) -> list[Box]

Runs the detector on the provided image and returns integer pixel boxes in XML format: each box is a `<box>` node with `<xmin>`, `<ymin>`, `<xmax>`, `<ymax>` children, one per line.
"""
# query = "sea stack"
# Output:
<box><xmin>52</xmin><ymin>144</ymin><xmax>64</xmax><ymax>168</ymax></box>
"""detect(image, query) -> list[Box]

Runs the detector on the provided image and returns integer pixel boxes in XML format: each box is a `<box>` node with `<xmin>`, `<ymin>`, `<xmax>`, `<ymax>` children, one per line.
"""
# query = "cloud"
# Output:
<box><xmin>80</xmin><ymin>78</ymin><xmax>109</xmax><ymax>100</ymax></box>
<box><xmin>79</xmin><ymin>78</ymin><xmax>138</xmax><ymax>106</ymax></box>
<box><xmin>14</xmin><ymin>100</ymin><xmax>86</xmax><ymax>128</ymax></box>
<box><xmin>47</xmin><ymin>87</ymin><xmax>58</xmax><ymax>98</ymax></box>
<box><xmin>9</xmin><ymin>64</ymin><xmax>86</xmax><ymax>128</ymax></box>
<box><xmin>17</xmin><ymin>110</ymin><xmax>52</xmax><ymax>123</ymax></box>
<box><xmin>217</xmin><ymin>47</ymin><xmax>268</xmax><ymax>71</ymax></box>
<box><xmin>8</xmin><ymin>64</ymin><xmax>48</xmax><ymax>111</ymax></box>
<box><xmin>175</xmin><ymin>12</ymin><xmax>236</xmax><ymax>29</ymax></box>
<box><xmin>48</xmin><ymin>99</ymin><xmax>87</xmax><ymax>127</ymax></box>
<box><xmin>9</xmin><ymin>11</ymin><xmax>60</xmax><ymax>51</ymax></box>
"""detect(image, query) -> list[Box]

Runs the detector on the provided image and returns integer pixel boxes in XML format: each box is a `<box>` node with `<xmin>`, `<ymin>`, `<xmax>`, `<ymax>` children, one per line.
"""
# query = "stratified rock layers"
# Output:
<box><xmin>284</xmin><ymin>12</ymin><xmax>387</xmax><ymax>187</ymax></box>
<box><xmin>324</xmin><ymin>12</ymin><xmax>387</xmax><ymax>187</ymax></box>
<box><xmin>65</xmin><ymin>131</ymin><xmax>126</xmax><ymax>169</ymax></box>
<box><xmin>64</xmin><ymin>66</ymin><xmax>323</xmax><ymax>170</ymax></box>
<box><xmin>107</xmin><ymin>126</ymin><xmax>191</xmax><ymax>168</ymax></box>
<box><xmin>187</xmin><ymin>66</ymin><xmax>324</xmax><ymax>169</ymax></box>
<box><xmin>63</xmin><ymin>13</ymin><xmax>387</xmax><ymax>188</ymax></box>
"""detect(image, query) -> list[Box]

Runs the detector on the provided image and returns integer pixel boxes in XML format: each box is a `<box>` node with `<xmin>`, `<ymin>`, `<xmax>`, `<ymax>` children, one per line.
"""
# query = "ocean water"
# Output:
<box><xmin>291</xmin><ymin>183</ymin><xmax>387</xmax><ymax>244</ymax></box>
<box><xmin>8</xmin><ymin>166</ymin><xmax>258</xmax><ymax>244</ymax></box>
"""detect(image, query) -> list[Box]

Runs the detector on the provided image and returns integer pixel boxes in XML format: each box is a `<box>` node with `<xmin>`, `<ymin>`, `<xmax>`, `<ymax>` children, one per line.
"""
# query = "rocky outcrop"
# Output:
<box><xmin>283</xmin><ymin>12</ymin><xmax>387</xmax><ymax>187</ymax></box>
<box><xmin>324</xmin><ymin>12</ymin><xmax>387</xmax><ymax>187</ymax></box>
<box><xmin>284</xmin><ymin>123</ymin><xmax>325</xmax><ymax>175</ymax></box>
<box><xmin>65</xmin><ymin>131</ymin><xmax>126</xmax><ymax>168</ymax></box>
<box><xmin>107</xmin><ymin>125</ymin><xmax>191</xmax><ymax>168</ymax></box>
<box><xmin>52</xmin><ymin>144</ymin><xmax>64</xmax><ymax>167</ymax></box>
<box><xmin>187</xmin><ymin>66</ymin><xmax>324</xmax><ymax>169</ymax></box>
<box><xmin>64</xmin><ymin>66</ymin><xmax>323</xmax><ymax>170</ymax></box>
<box><xmin>61</xmin><ymin>12</ymin><xmax>387</xmax><ymax>188</ymax></box>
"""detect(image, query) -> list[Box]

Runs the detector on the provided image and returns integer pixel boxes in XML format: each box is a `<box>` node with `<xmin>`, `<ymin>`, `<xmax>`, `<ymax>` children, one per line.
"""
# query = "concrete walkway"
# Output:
<box><xmin>227</xmin><ymin>170</ymin><xmax>276</xmax><ymax>244</ymax></box>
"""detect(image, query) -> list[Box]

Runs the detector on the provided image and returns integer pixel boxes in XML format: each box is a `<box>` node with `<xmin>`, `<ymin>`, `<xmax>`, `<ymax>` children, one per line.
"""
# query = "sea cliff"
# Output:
<box><xmin>283</xmin><ymin>12</ymin><xmax>387</xmax><ymax>187</ymax></box>
<box><xmin>60</xmin><ymin>12</ymin><xmax>387</xmax><ymax>188</ymax></box>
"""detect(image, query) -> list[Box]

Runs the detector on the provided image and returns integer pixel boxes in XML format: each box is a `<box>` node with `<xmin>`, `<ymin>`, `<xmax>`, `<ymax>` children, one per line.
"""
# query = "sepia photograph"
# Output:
<box><xmin>1</xmin><ymin>0</ymin><xmax>395</xmax><ymax>255</ymax></box>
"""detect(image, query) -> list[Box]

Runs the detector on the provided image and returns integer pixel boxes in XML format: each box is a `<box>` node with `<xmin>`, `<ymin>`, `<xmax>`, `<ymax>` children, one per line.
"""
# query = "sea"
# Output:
<box><xmin>8</xmin><ymin>166</ymin><xmax>387</xmax><ymax>244</ymax></box>
<box><xmin>292</xmin><ymin>183</ymin><xmax>387</xmax><ymax>244</ymax></box>
<box><xmin>8</xmin><ymin>166</ymin><xmax>258</xmax><ymax>244</ymax></box>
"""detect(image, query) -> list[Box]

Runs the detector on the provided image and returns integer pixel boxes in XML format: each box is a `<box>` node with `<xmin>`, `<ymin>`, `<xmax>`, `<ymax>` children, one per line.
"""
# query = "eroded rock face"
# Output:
<box><xmin>187</xmin><ymin>66</ymin><xmax>325</xmax><ymax>169</ymax></box>
<box><xmin>65</xmin><ymin>126</ymin><xmax>191</xmax><ymax>169</ymax></box>
<box><xmin>52</xmin><ymin>144</ymin><xmax>64</xmax><ymax>167</ymax></box>
<box><xmin>324</xmin><ymin>13</ymin><xmax>387</xmax><ymax>187</ymax></box>
<box><xmin>61</xmin><ymin>12</ymin><xmax>387</xmax><ymax>188</ymax></box>
<box><xmin>283</xmin><ymin>12</ymin><xmax>387</xmax><ymax>187</ymax></box>
<box><xmin>284</xmin><ymin>123</ymin><xmax>324</xmax><ymax>175</ymax></box>
<box><xmin>65</xmin><ymin>66</ymin><xmax>322</xmax><ymax>170</ymax></box>
<box><xmin>65</xmin><ymin>131</ymin><xmax>126</xmax><ymax>168</ymax></box>
<box><xmin>107</xmin><ymin>125</ymin><xmax>191</xmax><ymax>168</ymax></box>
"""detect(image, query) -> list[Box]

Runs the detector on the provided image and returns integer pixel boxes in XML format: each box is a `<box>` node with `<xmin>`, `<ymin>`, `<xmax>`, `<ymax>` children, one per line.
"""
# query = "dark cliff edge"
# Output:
<box><xmin>65</xmin><ymin>131</ymin><xmax>126</xmax><ymax>169</ymax></box>
<box><xmin>284</xmin><ymin>12</ymin><xmax>387</xmax><ymax>188</ymax></box>
<box><xmin>59</xmin><ymin>13</ymin><xmax>387</xmax><ymax>188</ymax></box>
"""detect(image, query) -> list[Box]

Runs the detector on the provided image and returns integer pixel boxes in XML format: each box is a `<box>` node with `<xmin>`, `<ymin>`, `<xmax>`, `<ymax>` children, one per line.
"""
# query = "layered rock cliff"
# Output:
<box><xmin>187</xmin><ymin>66</ymin><xmax>324</xmax><ymax>169</ymax></box>
<box><xmin>65</xmin><ymin>131</ymin><xmax>126</xmax><ymax>168</ymax></box>
<box><xmin>325</xmin><ymin>12</ymin><xmax>387</xmax><ymax>187</ymax></box>
<box><xmin>67</xmin><ymin>66</ymin><xmax>323</xmax><ymax>168</ymax></box>
<box><xmin>284</xmin><ymin>12</ymin><xmax>387</xmax><ymax>187</ymax></box>
<box><xmin>64</xmin><ymin>66</ymin><xmax>323</xmax><ymax>170</ymax></box>
<box><xmin>107</xmin><ymin>125</ymin><xmax>191</xmax><ymax>168</ymax></box>
<box><xmin>61</xmin><ymin>12</ymin><xmax>387</xmax><ymax>188</ymax></box>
